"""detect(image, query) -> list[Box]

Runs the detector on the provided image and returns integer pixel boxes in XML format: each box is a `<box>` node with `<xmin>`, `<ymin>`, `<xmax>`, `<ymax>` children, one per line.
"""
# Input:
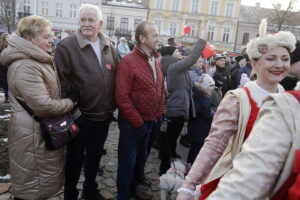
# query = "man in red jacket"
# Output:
<box><xmin>115</xmin><ymin>21</ymin><xmax>165</xmax><ymax>200</ymax></box>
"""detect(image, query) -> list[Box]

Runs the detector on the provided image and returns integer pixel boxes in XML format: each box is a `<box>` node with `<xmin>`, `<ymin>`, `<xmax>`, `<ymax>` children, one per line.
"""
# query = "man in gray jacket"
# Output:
<box><xmin>54</xmin><ymin>4</ymin><xmax>118</xmax><ymax>200</ymax></box>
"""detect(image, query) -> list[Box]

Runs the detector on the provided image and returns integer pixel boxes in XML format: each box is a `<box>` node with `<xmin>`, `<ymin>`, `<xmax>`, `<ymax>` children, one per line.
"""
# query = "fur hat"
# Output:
<box><xmin>160</xmin><ymin>46</ymin><xmax>177</xmax><ymax>56</ymax></box>
<box><xmin>246</xmin><ymin>18</ymin><xmax>296</xmax><ymax>60</ymax></box>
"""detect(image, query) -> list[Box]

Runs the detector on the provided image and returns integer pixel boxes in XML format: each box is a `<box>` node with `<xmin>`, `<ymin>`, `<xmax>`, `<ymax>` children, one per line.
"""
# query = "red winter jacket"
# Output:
<box><xmin>115</xmin><ymin>46</ymin><xmax>165</xmax><ymax>128</ymax></box>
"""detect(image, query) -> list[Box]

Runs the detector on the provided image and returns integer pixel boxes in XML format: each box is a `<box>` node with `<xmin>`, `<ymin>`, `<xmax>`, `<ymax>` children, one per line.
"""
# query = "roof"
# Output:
<box><xmin>239</xmin><ymin>5</ymin><xmax>300</xmax><ymax>27</ymax></box>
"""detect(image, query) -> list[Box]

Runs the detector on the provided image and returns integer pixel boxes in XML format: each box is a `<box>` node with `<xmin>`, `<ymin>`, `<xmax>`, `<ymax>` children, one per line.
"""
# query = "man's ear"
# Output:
<box><xmin>99</xmin><ymin>20</ymin><xmax>103</xmax><ymax>28</ymax></box>
<box><xmin>139</xmin><ymin>34</ymin><xmax>145</xmax><ymax>44</ymax></box>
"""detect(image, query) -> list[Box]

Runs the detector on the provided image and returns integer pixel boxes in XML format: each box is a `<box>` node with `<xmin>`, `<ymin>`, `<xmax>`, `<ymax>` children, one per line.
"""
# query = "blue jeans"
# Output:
<box><xmin>117</xmin><ymin>117</ymin><xmax>154</xmax><ymax>200</ymax></box>
<box><xmin>64</xmin><ymin>116</ymin><xmax>111</xmax><ymax>200</ymax></box>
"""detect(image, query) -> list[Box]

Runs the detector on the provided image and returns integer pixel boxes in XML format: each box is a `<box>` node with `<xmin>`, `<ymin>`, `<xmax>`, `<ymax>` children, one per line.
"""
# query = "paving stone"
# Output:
<box><xmin>103</xmin><ymin>177</ymin><xmax>116</xmax><ymax>187</ymax></box>
<box><xmin>0</xmin><ymin>193</ymin><xmax>10</xmax><ymax>200</ymax></box>
<box><xmin>0</xmin><ymin>100</ymin><xmax>189</xmax><ymax>199</ymax></box>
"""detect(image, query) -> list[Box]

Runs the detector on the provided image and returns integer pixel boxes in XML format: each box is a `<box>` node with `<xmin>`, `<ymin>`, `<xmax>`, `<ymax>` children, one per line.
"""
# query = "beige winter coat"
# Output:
<box><xmin>207</xmin><ymin>83</ymin><xmax>300</xmax><ymax>200</ymax></box>
<box><xmin>0</xmin><ymin>33</ymin><xmax>74</xmax><ymax>199</ymax></box>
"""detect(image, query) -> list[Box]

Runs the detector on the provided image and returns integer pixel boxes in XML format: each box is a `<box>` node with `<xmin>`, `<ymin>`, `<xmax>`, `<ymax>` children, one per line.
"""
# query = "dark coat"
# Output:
<box><xmin>0</xmin><ymin>62</ymin><xmax>8</xmax><ymax>90</ymax></box>
<box><xmin>161</xmin><ymin>39</ymin><xmax>207</xmax><ymax>120</ymax></box>
<box><xmin>55</xmin><ymin>30</ymin><xmax>118</xmax><ymax>121</ymax></box>
<box><xmin>229</xmin><ymin>63</ymin><xmax>240</xmax><ymax>89</ymax></box>
<box><xmin>188</xmin><ymin>86</ymin><xmax>213</xmax><ymax>145</ymax></box>
<box><xmin>214</xmin><ymin>65</ymin><xmax>231</xmax><ymax>96</ymax></box>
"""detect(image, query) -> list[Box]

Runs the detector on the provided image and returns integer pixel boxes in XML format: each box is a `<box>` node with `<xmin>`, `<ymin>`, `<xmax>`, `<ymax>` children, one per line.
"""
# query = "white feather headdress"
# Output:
<box><xmin>246</xmin><ymin>18</ymin><xmax>296</xmax><ymax>59</ymax></box>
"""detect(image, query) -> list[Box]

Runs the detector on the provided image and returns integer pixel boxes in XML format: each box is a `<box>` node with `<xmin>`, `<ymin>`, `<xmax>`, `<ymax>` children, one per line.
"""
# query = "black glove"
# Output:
<box><xmin>66</xmin><ymin>89</ymin><xmax>80</xmax><ymax>104</ymax></box>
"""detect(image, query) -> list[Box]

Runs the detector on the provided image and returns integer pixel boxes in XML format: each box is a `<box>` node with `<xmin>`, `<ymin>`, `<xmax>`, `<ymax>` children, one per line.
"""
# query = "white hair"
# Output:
<box><xmin>79</xmin><ymin>4</ymin><xmax>103</xmax><ymax>21</ymax></box>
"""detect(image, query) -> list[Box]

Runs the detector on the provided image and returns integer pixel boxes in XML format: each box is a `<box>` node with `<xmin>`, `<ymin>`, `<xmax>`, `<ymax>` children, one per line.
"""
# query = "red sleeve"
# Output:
<box><xmin>115</xmin><ymin>58</ymin><xmax>144</xmax><ymax>128</ymax></box>
<box><xmin>158</xmin><ymin>62</ymin><xmax>165</xmax><ymax>116</ymax></box>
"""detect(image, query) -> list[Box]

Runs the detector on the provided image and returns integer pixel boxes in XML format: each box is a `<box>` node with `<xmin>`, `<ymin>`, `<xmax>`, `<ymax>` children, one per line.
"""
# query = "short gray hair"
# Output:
<box><xmin>79</xmin><ymin>4</ymin><xmax>103</xmax><ymax>21</ymax></box>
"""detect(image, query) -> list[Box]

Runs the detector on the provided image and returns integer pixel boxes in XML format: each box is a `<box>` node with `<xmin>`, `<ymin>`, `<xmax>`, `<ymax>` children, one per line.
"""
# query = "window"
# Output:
<box><xmin>155</xmin><ymin>20</ymin><xmax>162</xmax><ymax>33</ymax></box>
<box><xmin>24</xmin><ymin>0</ymin><xmax>30</xmax><ymax>14</ymax></box>
<box><xmin>56</xmin><ymin>3</ymin><xmax>63</xmax><ymax>17</ymax></box>
<box><xmin>170</xmin><ymin>22</ymin><xmax>177</xmax><ymax>36</ymax></box>
<box><xmin>191</xmin><ymin>0</ymin><xmax>199</xmax><ymax>13</ymax></box>
<box><xmin>134</xmin><ymin>19</ymin><xmax>142</xmax><ymax>29</ymax></box>
<box><xmin>210</xmin><ymin>1</ymin><xmax>218</xmax><ymax>16</ymax></box>
<box><xmin>107</xmin><ymin>16</ymin><xmax>114</xmax><ymax>30</ymax></box>
<box><xmin>41</xmin><ymin>1</ymin><xmax>48</xmax><ymax>16</ymax></box>
<box><xmin>4</xmin><ymin>6</ymin><xmax>11</xmax><ymax>17</ymax></box>
<box><xmin>156</xmin><ymin>0</ymin><xmax>163</xmax><ymax>9</ymax></box>
<box><xmin>208</xmin><ymin>21</ymin><xmax>216</xmax><ymax>41</ymax></box>
<box><xmin>70</xmin><ymin>4</ymin><xmax>76</xmax><ymax>18</ymax></box>
<box><xmin>172</xmin><ymin>0</ymin><xmax>179</xmax><ymax>11</ymax></box>
<box><xmin>188</xmin><ymin>25</ymin><xmax>196</xmax><ymax>37</ymax></box>
<box><xmin>242</xmin><ymin>32</ymin><xmax>250</xmax><ymax>44</ymax></box>
<box><xmin>222</xmin><ymin>24</ymin><xmax>231</xmax><ymax>42</ymax></box>
<box><xmin>120</xmin><ymin>18</ymin><xmax>129</xmax><ymax>34</ymax></box>
<box><xmin>225</xmin><ymin>2</ymin><xmax>234</xmax><ymax>17</ymax></box>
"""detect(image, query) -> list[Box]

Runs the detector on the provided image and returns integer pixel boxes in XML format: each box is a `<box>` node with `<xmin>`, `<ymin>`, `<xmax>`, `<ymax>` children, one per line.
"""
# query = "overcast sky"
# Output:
<box><xmin>241</xmin><ymin>0</ymin><xmax>300</xmax><ymax>11</ymax></box>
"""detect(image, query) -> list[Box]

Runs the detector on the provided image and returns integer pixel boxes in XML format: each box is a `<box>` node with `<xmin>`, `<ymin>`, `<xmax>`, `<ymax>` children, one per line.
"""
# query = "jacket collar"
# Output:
<box><xmin>133</xmin><ymin>45</ymin><xmax>160</xmax><ymax>60</ymax></box>
<box><xmin>75</xmin><ymin>29</ymin><xmax>110</xmax><ymax>50</ymax></box>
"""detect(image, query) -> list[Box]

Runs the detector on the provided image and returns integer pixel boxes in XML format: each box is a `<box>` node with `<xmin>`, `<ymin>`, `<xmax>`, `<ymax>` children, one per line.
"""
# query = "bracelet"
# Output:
<box><xmin>177</xmin><ymin>187</ymin><xmax>196</xmax><ymax>196</ymax></box>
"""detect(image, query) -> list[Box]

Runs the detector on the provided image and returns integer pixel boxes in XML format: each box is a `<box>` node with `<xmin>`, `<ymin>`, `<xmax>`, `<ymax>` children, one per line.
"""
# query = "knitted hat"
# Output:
<box><xmin>235</xmin><ymin>55</ymin><xmax>244</xmax><ymax>63</ymax></box>
<box><xmin>246</xmin><ymin>18</ymin><xmax>296</xmax><ymax>60</ymax></box>
<box><xmin>197</xmin><ymin>74</ymin><xmax>215</xmax><ymax>90</ymax></box>
<box><xmin>160</xmin><ymin>46</ymin><xmax>177</xmax><ymax>56</ymax></box>
<box><xmin>240</xmin><ymin>73</ymin><xmax>250</xmax><ymax>87</ymax></box>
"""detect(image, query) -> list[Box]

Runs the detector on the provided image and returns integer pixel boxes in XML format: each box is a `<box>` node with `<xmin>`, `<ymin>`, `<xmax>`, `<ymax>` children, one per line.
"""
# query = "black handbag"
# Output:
<box><xmin>16</xmin><ymin>98</ymin><xmax>80</xmax><ymax>150</ymax></box>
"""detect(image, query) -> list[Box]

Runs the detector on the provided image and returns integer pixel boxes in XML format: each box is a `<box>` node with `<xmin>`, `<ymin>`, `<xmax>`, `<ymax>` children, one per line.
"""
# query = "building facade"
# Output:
<box><xmin>235</xmin><ymin>4</ymin><xmax>300</xmax><ymax>53</ymax></box>
<box><xmin>148</xmin><ymin>0</ymin><xmax>241</xmax><ymax>52</ymax></box>
<box><xmin>12</xmin><ymin>0</ymin><xmax>147</xmax><ymax>42</ymax></box>
<box><xmin>101</xmin><ymin>0</ymin><xmax>148</xmax><ymax>43</ymax></box>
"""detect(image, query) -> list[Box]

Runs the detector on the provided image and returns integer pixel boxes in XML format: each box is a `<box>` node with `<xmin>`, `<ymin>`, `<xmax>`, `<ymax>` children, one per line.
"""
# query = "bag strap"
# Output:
<box><xmin>15</xmin><ymin>98</ymin><xmax>41</xmax><ymax>122</ymax></box>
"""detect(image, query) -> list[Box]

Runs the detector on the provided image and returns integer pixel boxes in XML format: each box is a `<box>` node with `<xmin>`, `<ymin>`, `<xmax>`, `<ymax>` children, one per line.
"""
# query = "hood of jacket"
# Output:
<box><xmin>0</xmin><ymin>33</ymin><xmax>52</xmax><ymax>66</ymax></box>
<box><xmin>161</xmin><ymin>55</ymin><xmax>181</xmax><ymax>76</ymax></box>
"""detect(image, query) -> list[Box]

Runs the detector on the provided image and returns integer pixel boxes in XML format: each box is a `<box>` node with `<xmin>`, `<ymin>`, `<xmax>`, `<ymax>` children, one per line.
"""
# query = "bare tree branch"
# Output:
<box><xmin>270</xmin><ymin>0</ymin><xmax>298</xmax><ymax>31</ymax></box>
<box><xmin>0</xmin><ymin>0</ymin><xmax>15</xmax><ymax>33</ymax></box>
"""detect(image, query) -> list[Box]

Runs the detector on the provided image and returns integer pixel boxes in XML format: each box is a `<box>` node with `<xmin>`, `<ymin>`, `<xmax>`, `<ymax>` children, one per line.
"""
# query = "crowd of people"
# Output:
<box><xmin>0</xmin><ymin>3</ymin><xmax>299</xmax><ymax>200</ymax></box>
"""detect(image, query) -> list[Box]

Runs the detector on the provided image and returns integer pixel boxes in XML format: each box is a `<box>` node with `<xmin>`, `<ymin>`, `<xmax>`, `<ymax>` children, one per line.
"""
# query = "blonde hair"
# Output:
<box><xmin>0</xmin><ymin>33</ymin><xmax>9</xmax><ymax>51</ymax></box>
<box><xmin>17</xmin><ymin>15</ymin><xmax>52</xmax><ymax>38</ymax></box>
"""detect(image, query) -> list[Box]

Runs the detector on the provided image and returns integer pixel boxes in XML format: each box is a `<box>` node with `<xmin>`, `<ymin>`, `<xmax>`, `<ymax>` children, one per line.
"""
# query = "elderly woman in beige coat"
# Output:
<box><xmin>207</xmin><ymin>81</ymin><xmax>300</xmax><ymax>200</ymax></box>
<box><xmin>0</xmin><ymin>16</ymin><xmax>74</xmax><ymax>199</ymax></box>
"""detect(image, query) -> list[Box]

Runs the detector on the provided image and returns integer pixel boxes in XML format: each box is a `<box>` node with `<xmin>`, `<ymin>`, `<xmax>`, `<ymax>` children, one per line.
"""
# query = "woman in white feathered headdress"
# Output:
<box><xmin>177</xmin><ymin>19</ymin><xmax>297</xmax><ymax>200</ymax></box>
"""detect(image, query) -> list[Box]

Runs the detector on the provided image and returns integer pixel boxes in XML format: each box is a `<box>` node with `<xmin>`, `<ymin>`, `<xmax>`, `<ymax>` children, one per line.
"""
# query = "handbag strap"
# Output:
<box><xmin>15</xmin><ymin>98</ymin><xmax>41</xmax><ymax>122</ymax></box>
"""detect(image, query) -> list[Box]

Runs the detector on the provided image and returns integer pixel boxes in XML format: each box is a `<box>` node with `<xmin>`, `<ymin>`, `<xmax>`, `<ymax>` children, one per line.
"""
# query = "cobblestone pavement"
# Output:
<box><xmin>0</xmin><ymin>92</ymin><xmax>188</xmax><ymax>200</ymax></box>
